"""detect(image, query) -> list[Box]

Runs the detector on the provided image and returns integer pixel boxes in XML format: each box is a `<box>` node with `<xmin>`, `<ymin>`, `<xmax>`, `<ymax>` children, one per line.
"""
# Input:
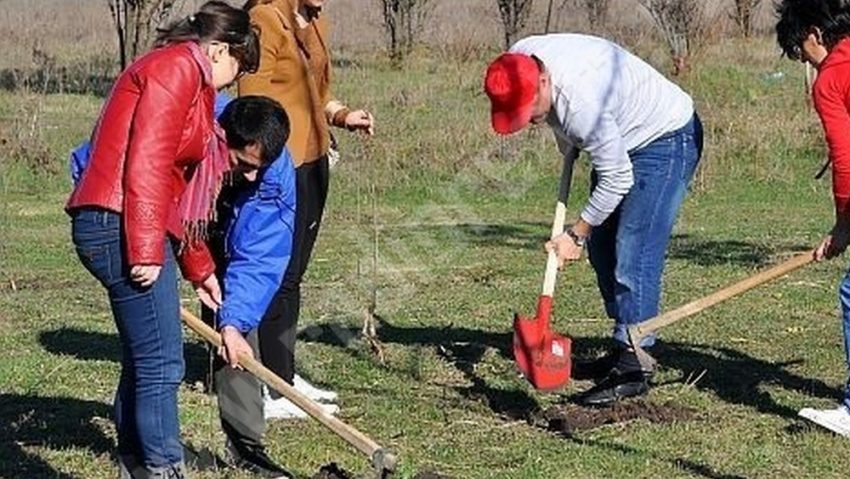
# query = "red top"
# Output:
<box><xmin>67</xmin><ymin>42</ymin><xmax>216</xmax><ymax>279</ymax></box>
<box><xmin>813</xmin><ymin>38</ymin><xmax>850</xmax><ymax>216</ymax></box>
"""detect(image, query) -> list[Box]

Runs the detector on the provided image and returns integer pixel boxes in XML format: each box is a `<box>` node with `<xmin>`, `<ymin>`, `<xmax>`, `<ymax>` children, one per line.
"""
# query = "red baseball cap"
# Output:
<box><xmin>484</xmin><ymin>52</ymin><xmax>540</xmax><ymax>135</ymax></box>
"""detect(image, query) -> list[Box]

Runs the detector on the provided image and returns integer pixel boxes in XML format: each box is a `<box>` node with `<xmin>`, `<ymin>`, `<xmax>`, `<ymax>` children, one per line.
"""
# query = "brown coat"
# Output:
<box><xmin>239</xmin><ymin>0</ymin><xmax>348</xmax><ymax>166</ymax></box>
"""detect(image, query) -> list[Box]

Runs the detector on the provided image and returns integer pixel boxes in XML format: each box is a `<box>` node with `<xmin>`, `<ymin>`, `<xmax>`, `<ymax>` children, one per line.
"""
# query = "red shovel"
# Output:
<box><xmin>514</xmin><ymin>199</ymin><xmax>572</xmax><ymax>391</ymax></box>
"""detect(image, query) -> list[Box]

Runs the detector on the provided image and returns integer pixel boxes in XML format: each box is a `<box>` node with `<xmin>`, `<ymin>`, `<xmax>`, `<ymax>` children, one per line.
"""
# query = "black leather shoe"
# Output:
<box><xmin>227</xmin><ymin>440</ymin><xmax>294</xmax><ymax>479</ymax></box>
<box><xmin>577</xmin><ymin>369</ymin><xmax>651</xmax><ymax>407</ymax></box>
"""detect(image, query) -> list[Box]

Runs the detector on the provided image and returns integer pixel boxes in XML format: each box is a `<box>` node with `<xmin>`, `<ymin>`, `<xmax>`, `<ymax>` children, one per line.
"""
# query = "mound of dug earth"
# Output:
<box><xmin>310</xmin><ymin>463</ymin><xmax>455</xmax><ymax>479</ymax></box>
<box><xmin>536</xmin><ymin>400</ymin><xmax>695</xmax><ymax>436</ymax></box>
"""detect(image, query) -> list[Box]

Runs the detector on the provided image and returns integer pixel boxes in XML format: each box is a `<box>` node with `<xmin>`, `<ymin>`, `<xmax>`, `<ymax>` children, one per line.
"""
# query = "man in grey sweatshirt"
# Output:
<box><xmin>484</xmin><ymin>33</ymin><xmax>703</xmax><ymax>405</ymax></box>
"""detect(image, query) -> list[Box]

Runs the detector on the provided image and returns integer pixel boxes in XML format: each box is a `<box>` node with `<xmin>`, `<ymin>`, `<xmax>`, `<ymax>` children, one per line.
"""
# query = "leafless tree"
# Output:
<box><xmin>107</xmin><ymin>0</ymin><xmax>184</xmax><ymax>70</ymax></box>
<box><xmin>544</xmin><ymin>0</ymin><xmax>555</xmax><ymax>33</ymax></box>
<box><xmin>584</xmin><ymin>0</ymin><xmax>610</xmax><ymax>30</ymax></box>
<box><xmin>638</xmin><ymin>0</ymin><xmax>706</xmax><ymax>75</ymax></box>
<box><xmin>730</xmin><ymin>0</ymin><xmax>762</xmax><ymax>38</ymax></box>
<box><xmin>379</xmin><ymin>0</ymin><xmax>431</xmax><ymax>62</ymax></box>
<box><xmin>497</xmin><ymin>0</ymin><xmax>534</xmax><ymax>49</ymax></box>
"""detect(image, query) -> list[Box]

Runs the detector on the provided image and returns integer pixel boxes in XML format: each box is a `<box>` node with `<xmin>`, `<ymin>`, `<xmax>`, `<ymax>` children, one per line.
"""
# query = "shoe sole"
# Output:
<box><xmin>798</xmin><ymin>409</ymin><xmax>850</xmax><ymax>437</ymax></box>
<box><xmin>264</xmin><ymin>406</ymin><xmax>339</xmax><ymax>420</ymax></box>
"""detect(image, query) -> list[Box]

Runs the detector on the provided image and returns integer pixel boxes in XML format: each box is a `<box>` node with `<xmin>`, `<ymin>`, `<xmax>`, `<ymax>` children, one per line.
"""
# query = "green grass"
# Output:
<box><xmin>3</xmin><ymin>37</ymin><xmax>850</xmax><ymax>478</ymax></box>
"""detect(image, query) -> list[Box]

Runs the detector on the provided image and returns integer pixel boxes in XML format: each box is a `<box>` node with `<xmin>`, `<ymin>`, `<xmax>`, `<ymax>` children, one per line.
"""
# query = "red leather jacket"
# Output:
<box><xmin>67</xmin><ymin>42</ymin><xmax>215</xmax><ymax>279</ymax></box>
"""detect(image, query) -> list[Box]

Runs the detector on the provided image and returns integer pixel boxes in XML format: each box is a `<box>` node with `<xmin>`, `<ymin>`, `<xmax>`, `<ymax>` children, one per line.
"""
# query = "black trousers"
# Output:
<box><xmin>259</xmin><ymin>156</ymin><xmax>330</xmax><ymax>396</ymax></box>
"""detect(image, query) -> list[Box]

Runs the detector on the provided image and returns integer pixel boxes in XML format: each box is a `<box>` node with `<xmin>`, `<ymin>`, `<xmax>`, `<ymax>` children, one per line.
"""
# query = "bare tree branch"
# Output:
<box><xmin>496</xmin><ymin>0</ymin><xmax>534</xmax><ymax>49</ymax></box>
<box><xmin>378</xmin><ymin>0</ymin><xmax>431</xmax><ymax>62</ymax></box>
<box><xmin>106</xmin><ymin>0</ymin><xmax>184</xmax><ymax>70</ymax></box>
<box><xmin>638</xmin><ymin>0</ymin><xmax>706</xmax><ymax>75</ymax></box>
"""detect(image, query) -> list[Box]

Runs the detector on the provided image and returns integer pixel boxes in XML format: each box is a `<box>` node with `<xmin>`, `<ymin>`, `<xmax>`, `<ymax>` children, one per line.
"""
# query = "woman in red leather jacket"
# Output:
<box><xmin>66</xmin><ymin>2</ymin><xmax>258</xmax><ymax>476</ymax></box>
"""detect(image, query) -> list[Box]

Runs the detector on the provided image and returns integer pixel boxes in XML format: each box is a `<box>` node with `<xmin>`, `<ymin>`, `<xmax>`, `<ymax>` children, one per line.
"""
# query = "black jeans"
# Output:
<box><xmin>260</xmin><ymin>156</ymin><xmax>330</xmax><ymax>396</ymax></box>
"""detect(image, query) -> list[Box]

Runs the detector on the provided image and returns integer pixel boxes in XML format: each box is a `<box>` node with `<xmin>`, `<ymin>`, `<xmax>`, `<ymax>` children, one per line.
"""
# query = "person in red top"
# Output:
<box><xmin>777</xmin><ymin>0</ymin><xmax>850</xmax><ymax>437</ymax></box>
<box><xmin>66</xmin><ymin>2</ymin><xmax>259</xmax><ymax>476</ymax></box>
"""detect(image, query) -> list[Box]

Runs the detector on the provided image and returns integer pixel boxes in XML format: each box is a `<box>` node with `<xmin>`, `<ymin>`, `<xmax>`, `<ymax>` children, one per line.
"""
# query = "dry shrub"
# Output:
<box><xmin>496</xmin><ymin>0</ymin><xmax>535</xmax><ymax>48</ymax></box>
<box><xmin>637</xmin><ymin>0</ymin><xmax>708</xmax><ymax>75</ymax></box>
<box><xmin>730</xmin><ymin>0</ymin><xmax>763</xmax><ymax>38</ymax></box>
<box><xmin>379</xmin><ymin>0</ymin><xmax>432</xmax><ymax>63</ymax></box>
<box><xmin>0</xmin><ymin>96</ymin><xmax>56</xmax><ymax>177</ymax></box>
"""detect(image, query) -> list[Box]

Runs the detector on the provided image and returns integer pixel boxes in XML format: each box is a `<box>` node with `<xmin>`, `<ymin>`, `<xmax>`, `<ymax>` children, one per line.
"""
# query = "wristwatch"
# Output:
<box><xmin>565</xmin><ymin>228</ymin><xmax>587</xmax><ymax>248</ymax></box>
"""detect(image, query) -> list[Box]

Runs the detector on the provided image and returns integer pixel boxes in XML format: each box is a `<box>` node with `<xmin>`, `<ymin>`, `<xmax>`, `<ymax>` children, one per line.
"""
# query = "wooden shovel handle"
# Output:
<box><xmin>629</xmin><ymin>250</ymin><xmax>815</xmax><ymax>343</ymax></box>
<box><xmin>541</xmin><ymin>157</ymin><xmax>576</xmax><ymax>298</ymax></box>
<box><xmin>180</xmin><ymin>308</ymin><xmax>394</xmax><ymax>469</ymax></box>
<box><xmin>542</xmin><ymin>201</ymin><xmax>567</xmax><ymax>297</ymax></box>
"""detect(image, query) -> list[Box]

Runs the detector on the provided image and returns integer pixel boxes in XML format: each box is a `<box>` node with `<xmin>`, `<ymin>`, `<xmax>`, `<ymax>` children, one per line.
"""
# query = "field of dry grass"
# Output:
<box><xmin>0</xmin><ymin>0</ymin><xmax>780</xmax><ymax>70</ymax></box>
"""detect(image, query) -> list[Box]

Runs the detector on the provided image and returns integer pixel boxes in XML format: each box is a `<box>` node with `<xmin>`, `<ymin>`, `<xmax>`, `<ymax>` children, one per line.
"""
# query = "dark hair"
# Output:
<box><xmin>156</xmin><ymin>1</ymin><xmax>260</xmax><ymax>75</ymax></box>
<box><xmin>776</xmin><ymin>0</ymin><xmax>850</xmax><ymax>60</ymax></box>
<box><xmin>219</xmin><ymin>96</ymin><xmax>290</xmax><ymax>165</ymax></box>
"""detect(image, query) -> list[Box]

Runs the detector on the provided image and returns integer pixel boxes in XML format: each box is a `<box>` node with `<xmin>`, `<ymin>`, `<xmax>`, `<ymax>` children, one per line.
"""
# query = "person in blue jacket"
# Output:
<box><xmin>206</xmin><ymin>95</ymin><xmax>298</xmax><ymax>477</ymax></box>
<box><xmin>70</xmin><ymin>94</ymin><xmax>300</xmax><ymax>477</ymax></box>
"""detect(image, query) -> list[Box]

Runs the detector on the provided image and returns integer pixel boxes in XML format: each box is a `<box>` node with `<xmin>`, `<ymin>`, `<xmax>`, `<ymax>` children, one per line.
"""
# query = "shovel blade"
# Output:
<box><xmin>513</xmin><ymin>298</ymin><xmax>572</xmax><ymax>391</ymax></box>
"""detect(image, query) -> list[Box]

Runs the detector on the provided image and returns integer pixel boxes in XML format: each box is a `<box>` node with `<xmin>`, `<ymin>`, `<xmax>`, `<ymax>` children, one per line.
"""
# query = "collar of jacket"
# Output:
<box><xmin>819</xmin><ymin>37</ymin><xmax>850</xmax><ymax>73</ymax></box>
<box><xmin>277</xmin><ymin>0</ymin><xmax>321</xmax><ymax>28</ymax></box>
<box><xmin>185</xmin><ymin>41</ymin><xmax>213</xmax><ymax>86</ymax></box>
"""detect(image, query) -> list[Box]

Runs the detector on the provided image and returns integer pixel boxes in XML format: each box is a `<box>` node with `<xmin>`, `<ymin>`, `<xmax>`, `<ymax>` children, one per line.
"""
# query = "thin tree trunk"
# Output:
<box><xmin>544</xmin><ymin>0</ymin><xmax>554</xmax><ymax>33</ymax></box>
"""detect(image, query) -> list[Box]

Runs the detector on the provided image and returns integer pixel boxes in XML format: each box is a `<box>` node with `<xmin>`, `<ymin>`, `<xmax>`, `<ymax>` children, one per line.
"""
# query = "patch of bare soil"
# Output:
<box><xmin>534</xmin><ymin>400</ymin><xmax>695</xmax><ymax>436</ymax></box>
<box><xmin>310</xmin><ymin>463</ymin><xmax>455</xmax><ymax>479</ymax></box>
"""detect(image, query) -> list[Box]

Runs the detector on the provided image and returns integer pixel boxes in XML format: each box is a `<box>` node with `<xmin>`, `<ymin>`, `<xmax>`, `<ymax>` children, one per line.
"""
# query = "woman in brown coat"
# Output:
<box><xmin>239</xmin><ymin>0</ymin><xmax>373</xmax><ymax>419</ymax></box>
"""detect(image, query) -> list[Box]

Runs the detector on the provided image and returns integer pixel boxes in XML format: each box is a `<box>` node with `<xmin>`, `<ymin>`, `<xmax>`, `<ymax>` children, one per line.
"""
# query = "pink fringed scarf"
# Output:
<box><xmin>179</xmin><ymin>121</ymin><xmax>231</xmax><ymax>246</ymax></box>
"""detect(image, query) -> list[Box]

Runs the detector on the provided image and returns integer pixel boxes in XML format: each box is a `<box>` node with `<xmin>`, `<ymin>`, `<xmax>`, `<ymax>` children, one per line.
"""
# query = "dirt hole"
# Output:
<box><xmin>311</xmin><ymin>464</ymin><xmax>455</xmax><ymax>479</ymax></box>
<box><xmin>534</xmin><ymin>400</ymin><xmax>695</xmax><ymax>436</ymax></box>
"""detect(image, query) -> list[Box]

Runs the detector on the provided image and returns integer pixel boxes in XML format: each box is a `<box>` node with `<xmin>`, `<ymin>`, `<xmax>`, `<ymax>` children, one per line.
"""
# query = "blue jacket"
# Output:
<box><xmin>70</xmin><ymin>92</ymin><xmax>296</xmax><ymax>333</ymax></box>
<box><xmin>217</xmin><ymin>148</ymin><xmax>296</xmax><ymax>332</ymax></box>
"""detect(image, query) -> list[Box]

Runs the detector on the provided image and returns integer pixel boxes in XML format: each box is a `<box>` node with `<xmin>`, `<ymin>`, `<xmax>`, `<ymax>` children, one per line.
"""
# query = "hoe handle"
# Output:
<box><xmin>180</xmin><ymin>308</ymin><xmax>396</xmax><ymax>471</ymax></box>
<box><xmin>629</xmin><ymin>251</ymin><xmax>815</xmax><ymax>343</ymax></box>
<box><xmin>542</xmin><ymin>200</ymin><xmax>567</xmax><ymax>297</ymax></box>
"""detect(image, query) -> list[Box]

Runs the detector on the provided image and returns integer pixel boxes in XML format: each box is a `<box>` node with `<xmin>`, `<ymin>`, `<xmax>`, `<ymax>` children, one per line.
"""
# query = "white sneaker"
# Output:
<box><xmin>263</xmin><ymin>388</ymin><xmax>339</xmax><ymax>420</ymax></box>
<box><xmin>293</xmin><ymin>374</ymin><xmax>338</xmax><ymax>403</ymax></box>
<box><xmin>798</xmin><ymin>405</ymin><xmax>850</xmax><ymax>437</ymax></box>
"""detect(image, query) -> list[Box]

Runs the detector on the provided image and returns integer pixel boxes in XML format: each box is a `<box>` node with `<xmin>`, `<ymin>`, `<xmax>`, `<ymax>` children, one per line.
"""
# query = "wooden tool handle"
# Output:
<box><xmin>180</xmin><ymin>308</ymin><xmax>385</xmax><ymax>461</ymax></box>
<box><xmin>541</xmin><ymin>201</ymin><xmax>567</xmax><ymax>297</ymax></box>
<box><xmin>629</xmin><ymin>251</ymin><xmax>814</xmax><ymax>342</ymax></box>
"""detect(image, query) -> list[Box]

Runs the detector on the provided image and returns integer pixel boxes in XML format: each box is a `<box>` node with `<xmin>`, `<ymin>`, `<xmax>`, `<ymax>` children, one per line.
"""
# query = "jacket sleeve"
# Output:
<box><xmin>238</xmin><ymin>6</ymin><xmax>285</xmax><ymax>97</ymax></box>
<box><xmin>123</xmin><ymin>53</ymin><xmax>202</xmax><ymax>266</ymax></box>
<box><xmin>70</xmin><ymin>141</ymin><xmax>91</xmax><ymax>187</ymax></box>
<box><xmin>318</xmin><ymin>17</ymin><xmax>350</xmax><ymax>128</ymax></box>
<box><xmin>813</xmin><ymin>71</ymin><xmax>850</xmax><ymax>216</ymax></box>
<box><xmin>217</xmin><ymin>169</ymin><xmax>296</xmax><ymax>333</ymax></box>
<box><xmin>178</xmin><ymin>241</ymin><xmax>216</xmax><ymax>284</ymax></box>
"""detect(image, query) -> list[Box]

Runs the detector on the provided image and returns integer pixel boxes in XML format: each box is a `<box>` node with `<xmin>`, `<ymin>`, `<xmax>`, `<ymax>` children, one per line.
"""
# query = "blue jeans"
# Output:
<box><xmin>837</xmin><ymin>270</ymin><xmax>850</xmax><ymax>409</ymax></box>
<box><xmin>587</xmin><ymin>114</ymin><xmax>703</xmax><ymax>349</ymax></box>
<box><xmin>71</xmin><ymin>208</ymin><xmax>184</xmax><ymax>468</ymax></box>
